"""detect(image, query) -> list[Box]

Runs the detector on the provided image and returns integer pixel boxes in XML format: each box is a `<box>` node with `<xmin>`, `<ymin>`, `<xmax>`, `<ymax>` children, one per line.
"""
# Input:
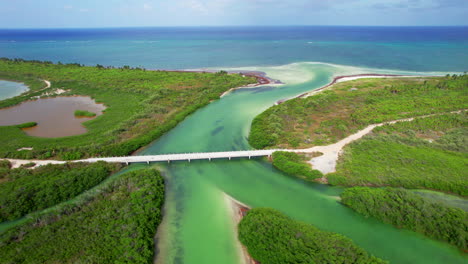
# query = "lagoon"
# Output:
<box><xmin>0</xmin><ymin>80</ymin><xmax>28</xmax><ymax>100</ymax></box>
<box><xmin>0</xmin><ymin>96</ymin><xmax>105</xmax><ymax>138</ymax></box>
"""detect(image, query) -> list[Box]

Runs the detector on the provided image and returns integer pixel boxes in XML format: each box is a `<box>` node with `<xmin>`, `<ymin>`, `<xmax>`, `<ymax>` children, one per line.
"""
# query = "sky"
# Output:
<box><xmin>0</xmin><ymin>0</ymin><xmax>467</xmax><ymax>28</ymax></box>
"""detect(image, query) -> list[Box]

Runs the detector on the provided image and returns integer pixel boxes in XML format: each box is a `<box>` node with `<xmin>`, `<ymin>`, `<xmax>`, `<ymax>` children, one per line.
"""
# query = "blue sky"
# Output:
<box><xmin>0</xmin><ymin>0</ymin><xmax>467</xmax><ymax>28</ymax></box>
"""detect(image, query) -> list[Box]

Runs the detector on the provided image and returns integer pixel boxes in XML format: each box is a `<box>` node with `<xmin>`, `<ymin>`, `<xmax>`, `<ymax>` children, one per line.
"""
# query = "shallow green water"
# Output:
<box><xmin>142</xmin><ymin>63</ymin><xmax>466</xmax><ymax>264</ymax></box>
<box><xmin>413</xmin><ymin>190</ymin><xmax>468</xmax><ymax>212</ymax></box>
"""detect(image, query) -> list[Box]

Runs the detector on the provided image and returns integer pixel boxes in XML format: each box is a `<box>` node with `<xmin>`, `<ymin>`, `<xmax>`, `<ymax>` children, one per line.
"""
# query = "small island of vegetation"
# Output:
<box><xmin>14</xmin><ymin>122</ymin><xmax>37</xmax><ymax>129</ymax></box>
<box><xmin>239</xmin><ymin>208</ymin><xmax>387</xmax><ymax>264</ymax></box>
<box><xmin>74</xmin><ymin>109</ymin><xmax>96</xmax><ymax>117</ymax></box>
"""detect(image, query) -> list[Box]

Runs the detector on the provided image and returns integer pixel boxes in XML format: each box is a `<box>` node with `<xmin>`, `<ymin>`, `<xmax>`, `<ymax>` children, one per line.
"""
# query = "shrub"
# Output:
<box><xmin>74</xmin><ymin>110</ymin><xmax>96</xmax><ymax>117</ymax></box>
<box><xmin>0</xmin><ymin>168</ymin><xmax>165</xmax><ymax>263</ymax></box>
<box><xmin>239</xmin><ymin>208</ymin><xmax>387</xmax><ymax>264</ymax></box>
<box><xmin>0</xmin><ymin>161</ymin><xmax>122</xmax><ymax>221</ymax></box>
<box><xmin>341</xmin><ymin>187</ymin><xmax>468</xmax><ymax>251</ymax></box>
<box><xmin>272</xmin><ymin>151</ymin><xmax>323</xmax><ymax>180</ymax></box>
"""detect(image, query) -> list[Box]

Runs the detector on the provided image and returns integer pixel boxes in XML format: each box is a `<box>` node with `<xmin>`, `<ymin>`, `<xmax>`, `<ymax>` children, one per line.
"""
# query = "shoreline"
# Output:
<box><xmin>149</xmin><ymin>68</ymin><xmax>279</xmax><ymax>97</ymax></box>
<box><xmin>275</xmin><ymin>74</ymin><xmax>435</xmax><ymax>105</ymax></box>
<box><xmin>223</xmin><ymin>194</ymin><xmax>258</xmax><ymax>264</ymax></box>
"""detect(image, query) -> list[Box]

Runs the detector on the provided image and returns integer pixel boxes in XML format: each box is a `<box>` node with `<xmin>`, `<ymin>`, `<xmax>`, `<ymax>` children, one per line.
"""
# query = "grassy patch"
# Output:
<box><xmin>0</xmin><ymin>160</ymin><xmax>11</xmax><ymax>169</ymax></box>
<box><xmin>0</xmin><ymin>168</ymin><xmax>164</xmax><ymax>263</ymax></box>
<box><xmin>249</xmin><ymin>75</ymin><xmax>468</xmax><ymax>149</ymax></box>
<box><xmin>0</xmin><ymin>161</ymin><xmax>122</xmax><ymax>222</ymax></box>
<box><xmin>0</xmin><ymin>58</ymin><xmax>256</xmax><ymax>159</ymax></box>
<box><xmin>329</xmin><ymin>113</ymin><xmax>468</xmax><ymax>196</ymax></box>
<box><xmin>341</xmin><ymin>187</ymin><xmax>467</xmax><ymax>251</ymax></box>
<box><xmin>272</xmin><ymin>151</ymin><xmax>323</xmax><ymax>181</ymax></box>
<box><xmin>14</xmin><ymin>122</ymin><xmax>37</xmax><ymax>129</ymax></box>
<box><xmin>19</xmin><ymin>162</ymin><xmax>35</xmax><ymax>168</ymax></box>
<box><xmin>239</xmin><ymin>208</ymin><xmax>387</xmax><ymax>264</ymax></box>
<box><xmin>74</xmin><ymin>110</ymin><xmax>96</xmax><ymax>117</ymax></box>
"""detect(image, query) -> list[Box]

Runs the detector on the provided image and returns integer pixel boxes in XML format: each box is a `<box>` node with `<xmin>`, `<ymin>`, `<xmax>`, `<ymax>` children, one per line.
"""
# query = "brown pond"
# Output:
<box><xmin>0</xmin><ymin>96</ymin><xmax>106</xmax><ymax>138</ymax></box>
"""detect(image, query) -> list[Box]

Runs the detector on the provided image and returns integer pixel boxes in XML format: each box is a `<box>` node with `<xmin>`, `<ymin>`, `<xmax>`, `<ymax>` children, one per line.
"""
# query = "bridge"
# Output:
<box><xmin>77</xmin><ymin>149</ymin><xmax>287</xmax><ymax>165</ymax></box>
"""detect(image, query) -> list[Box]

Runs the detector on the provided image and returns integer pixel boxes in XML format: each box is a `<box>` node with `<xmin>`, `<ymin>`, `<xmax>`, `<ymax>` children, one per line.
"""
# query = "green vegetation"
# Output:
<box><xmin>14</xmin><ymin>122</ymin><xmax>37</xmax><ymax>129</ymax></box>
<box><xmin>239</xmin><ymin>208</ymin><xmax>387</xmax><ymax>264</ymax></box>
<box><xmin>272</xmin><ymin>151</ymin><xmax>323</xmax><ymax>181</ymax></box>
<box><xmin>249</xmin><ymin>75</ymin><xmax>468</xmax><ymax>149</ymax></box>
<box><xmin>0</xmin><ymin>162</ymin><xmax>122</xmax><ymax>222</ymax></box>
<box><xmin>0</xmin><ymin>160</ymin><xmax>11</xmax><ymax>178</ymax></box>
<box><xmin>0</xmin><ymin>159</ymin><xmax>10</xmax><ymax>168</ymax></box>
<box><xmin>19</xmin><ymin>162</ymin><xmax>35</xmax><ymax>168</ymax></box>
<box><xmin>0</xmin><ymin>58</ymin><xmax>256</xmax><ymax>159</ymax></box>
<box><xmin>329</xmin><ymin>113</ymin><xmax>467</xmax><ymax>196</ymax></box>
<box><xmin>341</xmin><ymin>187</ymin><xmax>467</xmax><ymax>251</ymax></box>
<box><xmin>0</xmin><ymin>168</ymin><xmax>165</xmax><ymax>263</ymax></box>
<box><xmin>74</xmin><ymin>109</ymin><xmax>96</xmax><ymax>117</ymax></box>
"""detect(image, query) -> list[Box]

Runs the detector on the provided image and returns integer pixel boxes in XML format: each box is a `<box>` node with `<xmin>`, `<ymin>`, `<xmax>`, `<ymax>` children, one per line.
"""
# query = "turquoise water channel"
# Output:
<box><xmin>140</xmin><ymin>63</ymin><xmax>466</xmax><ymax>264</ymax></box>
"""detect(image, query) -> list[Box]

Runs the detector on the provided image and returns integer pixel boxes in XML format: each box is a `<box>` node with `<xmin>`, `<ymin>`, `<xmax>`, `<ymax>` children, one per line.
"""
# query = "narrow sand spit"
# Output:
<box><xmin>275</xmin><ymin>74</ymin><xmax>436</xmax><ymax>104</ymax></box>
<box><xmin>221</xmin><ymin>72</ymin><xmax>281</xmax><ymax>98</ymax></box>
<box><xmin>224</xmin><ymin>194</ymin><xmax>257</xmax><ymax>264</ymax></box>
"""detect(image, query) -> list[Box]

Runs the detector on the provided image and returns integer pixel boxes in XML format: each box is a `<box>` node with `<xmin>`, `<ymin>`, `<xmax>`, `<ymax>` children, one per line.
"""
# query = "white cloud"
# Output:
<box><xmin>179</xmin><ymin>0</ymin><xmax>208</xmax><ymax>14</ymax></box>
<box><xmin>143</xmin><ymin>3</ymin><xmax>152</xmax><ymax>11</ymax></box>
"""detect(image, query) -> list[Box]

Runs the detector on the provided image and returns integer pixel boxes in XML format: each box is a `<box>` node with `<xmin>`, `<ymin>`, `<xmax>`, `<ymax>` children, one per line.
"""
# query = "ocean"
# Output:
<box><xmin>1</xmin><ymin>26</ymin><xmax>467</xmax><ymax>71</ymax></box>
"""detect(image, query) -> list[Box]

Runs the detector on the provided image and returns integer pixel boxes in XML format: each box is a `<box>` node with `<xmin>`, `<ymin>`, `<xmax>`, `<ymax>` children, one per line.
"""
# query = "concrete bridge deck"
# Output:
<box><xmin>77</xmin><ymin>149</ymin><xmax>286</xmax><ymax>165</ymax></box>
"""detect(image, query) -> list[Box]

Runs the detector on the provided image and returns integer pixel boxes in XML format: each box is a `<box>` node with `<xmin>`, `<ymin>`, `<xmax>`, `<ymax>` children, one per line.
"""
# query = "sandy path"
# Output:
<box><xmin>290</xmin><ymin>111</ymin><xmax>465</xmax><ymax>175</ymax></box>
<box><xmin>44</xmin><ymin>80</ymin><xmax>51</xmax><ymax>89</ymax></box>
<box><xmin>3</xmin><ymin>111</ymin><xmax>463</xmax><ymax>171</ymax></box>
<box><xmin>6</xmin><ymin>158</ymin><xmax>65</xmax><ymax>169</ymax></box>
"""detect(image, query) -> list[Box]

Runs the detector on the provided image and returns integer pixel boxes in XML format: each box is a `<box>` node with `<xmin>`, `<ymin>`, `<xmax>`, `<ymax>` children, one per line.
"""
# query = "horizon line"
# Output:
<box><xmin>1</xmin><ymin>25</ymin><xmax>468</xmax><ymax>30</ymax></box>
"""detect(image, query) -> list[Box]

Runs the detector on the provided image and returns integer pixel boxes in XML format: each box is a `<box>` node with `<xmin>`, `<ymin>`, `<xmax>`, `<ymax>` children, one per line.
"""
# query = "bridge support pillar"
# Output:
<box><xmin>168</xmin><ymin>160</ymin><xmax>170</xmax><ymax>163</ymax></box>
<box><xmin>188</xmin><ymin>159</ymin><xmax>191</xmax><ymax>163</ymax></box>
<box><xmin>147</xmin><ymin>161</ymin><xmax>149</xmax><ymax>165</ymax></box>
<box><xmin>229</xmin><ymin>157</ymin><xmax>231</xmax><ymax>160</ymax></box>
<box><xmin>209</xmin><ymin>158</ymin><xmax>211</xmax><ymax>161</ymax></box>
<box><xmin>126</xmin><ymin>162</ymin><xmax>129</xmax><ymax>166</ymax></box>
<box><xmin>248</xmin><ymin>156</ymin><xmax>251</xmax><ymax>159</ymax></box>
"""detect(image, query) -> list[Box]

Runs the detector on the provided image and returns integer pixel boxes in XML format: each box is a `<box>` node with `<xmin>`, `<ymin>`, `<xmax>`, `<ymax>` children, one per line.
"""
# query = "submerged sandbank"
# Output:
<box><xmin>224</xmin><ymin>193</ymin><xmax>258</xmax><ymax>264</ymax></box>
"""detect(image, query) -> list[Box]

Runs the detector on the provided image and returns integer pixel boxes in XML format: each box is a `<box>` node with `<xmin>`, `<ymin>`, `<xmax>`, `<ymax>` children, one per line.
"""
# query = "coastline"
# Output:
<box><xmin>276</xmin><ymin>74</ymin><xmax>435</xmax><ymax>105</ymax></box>
<box><xmin>223</xmin><ymin>194</ymin><xmax>258</xmax><ymax>264</ymax></box>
